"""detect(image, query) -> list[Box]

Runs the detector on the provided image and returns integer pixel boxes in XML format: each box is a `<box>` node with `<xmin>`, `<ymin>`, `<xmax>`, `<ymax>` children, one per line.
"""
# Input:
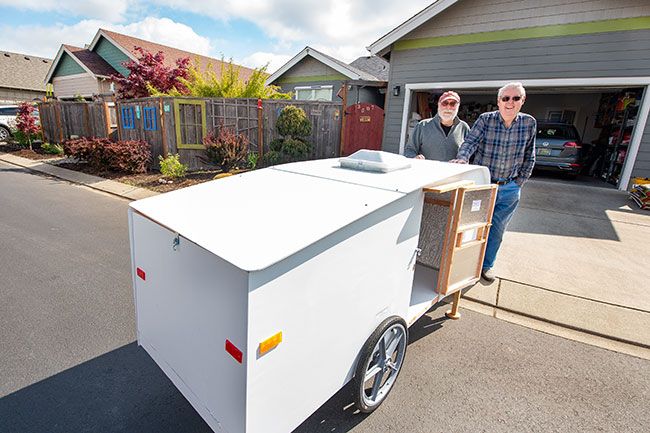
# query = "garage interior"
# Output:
<box><xmin>407</xmin><ymin>87</ymin><xmax>644</xmax><ymax>188</ymax></box>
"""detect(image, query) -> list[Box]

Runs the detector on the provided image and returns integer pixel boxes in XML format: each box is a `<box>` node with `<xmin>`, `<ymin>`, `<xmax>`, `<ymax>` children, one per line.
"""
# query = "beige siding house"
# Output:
<box><xmin>0</xmin><ymin>51</ymin><xmax>52</xmax><ymax>103</ymax></box>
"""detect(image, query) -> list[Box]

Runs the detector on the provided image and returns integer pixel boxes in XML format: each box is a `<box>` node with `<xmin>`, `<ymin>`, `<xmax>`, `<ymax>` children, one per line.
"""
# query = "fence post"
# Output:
<box><xmin>159</xmin><ymin>97</ymin><xmax>168</xmax><ymax>158</ymax></box>
<box><xmin>257</xmin><ymin>98</ymin><xmax>264</xmax><ymax>160</ymax></box>
<box><xmin>115</xmin><ymin>101</ymin><xmax>123</xmax><ymax>141</ymax></box>
<box><xmin>37</xmin><ymin>103</ymin><xmax>48</xmax><ymax>143</ymax></box>
<box><xmin>339</xmin><ymin>82</ymin><xmax>348</xmax><ymax>156</ymax></box>
<box><xmin>103</xmin><ymin>102</ymin><xmax>111</xmax><ymax>136</ymax></box>
<box><xmin>55</xmin><ymin>103</ymin><xmax>64</xmax><ymax>143</ymax></box>
<box><xmin>83</xmin><ymin>103</ymin><xmax>91</xmax><ymax>137</ymax></box>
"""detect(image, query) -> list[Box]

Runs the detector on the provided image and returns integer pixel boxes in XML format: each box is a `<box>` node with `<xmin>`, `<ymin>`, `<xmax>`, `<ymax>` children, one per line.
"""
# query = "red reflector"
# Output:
<box><xmin>257</xmin><ymin>98</ymin><xmax>262</xmax><ymax>109</ymax></box>
<box><xmin>563</xmin><ymin>141</ymin><xmax>581</xmax><ymax>149</ymax></box>
<box><xmin>225</xmin><ymin>339</ymin><xmax>243</xmax><ymax>363</ymax></box>
<box><xmin>569</xmin><ymin>163</ymin><xmax>581</xmax><ymax>168</ymax></box>
<box><xmin>136</xmin><ymin>267</ymin><xmax>146</xmax><ymax>281</ymax></box>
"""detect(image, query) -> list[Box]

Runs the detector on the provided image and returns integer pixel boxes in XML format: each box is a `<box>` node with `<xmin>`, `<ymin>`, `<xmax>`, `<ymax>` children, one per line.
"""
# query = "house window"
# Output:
<box><xmin>143</xmin><ymin>107</ymin><xmax>157</xmax><ymax>130</ymax></box>
<box><xmin>295</xmin><ymin>85</ymin><xmax>333</xmax><ymax>101</ymax></box>
<box><xmin>121</xmin><ymin>106</ymin><xmax>135</xmax><ymax>129</ymax></box>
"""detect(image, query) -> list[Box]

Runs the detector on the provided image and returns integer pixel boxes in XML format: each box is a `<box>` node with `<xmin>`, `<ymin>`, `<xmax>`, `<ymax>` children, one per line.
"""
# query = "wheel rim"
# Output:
<box><xmin>361</xmin><ymin>323</ymin><xmax>406</xmax><ymax>408</ymax></box>
<box><xmin>0</xmin><ymin>128</ymin><xmax>8</xmax><ymax>141</ymax></box>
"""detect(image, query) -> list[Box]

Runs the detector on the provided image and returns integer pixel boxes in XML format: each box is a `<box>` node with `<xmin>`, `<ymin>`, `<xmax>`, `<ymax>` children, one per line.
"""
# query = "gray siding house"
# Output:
<box><xmin>369</xmin><ymin>0</ymin><xmax>650</xmax><ymax>190</ymax></box>
<box><xmin>266</xmin><ymin>47</ymin><xmax>388</xmax><ymax>108</ymax></box>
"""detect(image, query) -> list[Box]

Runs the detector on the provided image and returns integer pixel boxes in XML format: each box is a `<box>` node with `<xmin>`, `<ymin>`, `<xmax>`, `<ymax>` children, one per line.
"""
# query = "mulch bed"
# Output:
<box><xmin>54</xmin><ymin>161</ymin><xmax>222</xmax><ymax>193</ymax></box>
<box><xmin>0</xmin><ymin>143</ymin><xmax>64</xmax><ymax>161</ymax></box>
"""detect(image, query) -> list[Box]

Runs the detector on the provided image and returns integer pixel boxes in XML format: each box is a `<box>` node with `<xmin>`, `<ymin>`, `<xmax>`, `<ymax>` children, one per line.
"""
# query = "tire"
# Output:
<box><xmin>353</xmin><ymin>316</ymin><xmax>408</xmax><ymax>413</ymax></box>
<box><xmin>0</xmin><ymin>126</ymin><xmax>10</xmax><ymax>142</ymax></box>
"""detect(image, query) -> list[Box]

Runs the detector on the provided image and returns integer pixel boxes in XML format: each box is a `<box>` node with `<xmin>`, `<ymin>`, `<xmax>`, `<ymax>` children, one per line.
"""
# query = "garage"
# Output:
<box><xmin>402</xmin><ymin>81</ymin><xmax>647</xmax><ymax>189</ymax></box>
<box><xmin>369</xmin><ymin>0</ymin><xmax>650</xmax><ymax>191</ymax></box>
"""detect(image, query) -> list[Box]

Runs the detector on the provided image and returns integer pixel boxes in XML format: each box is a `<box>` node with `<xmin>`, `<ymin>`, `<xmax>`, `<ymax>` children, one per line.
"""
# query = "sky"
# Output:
<box><xmin>0</xmin><ymin>0</ymin><xmax>434</xmax><ymax>73</ymax></box>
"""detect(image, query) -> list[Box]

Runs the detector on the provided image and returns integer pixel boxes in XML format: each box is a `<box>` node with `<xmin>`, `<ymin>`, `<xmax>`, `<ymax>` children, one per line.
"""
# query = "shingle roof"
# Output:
<box><xmin>63</xmin><ymin>45</ymin><xmax>118</xmax><ymax>77</ymax></box>
<box><xmin>99</xmin><ymin>29</ymin><xmax>257</xmax><ymax>81</ymax></box>
<box><xmin>0</xmin><ymin>51</ymin><xmax>52</xmax><ymax>91</ymax></box>
<box><xmin>349</xmin><ymin>56</ymin><xmax>389</xmax><ymax>81</ymax></box>
<box><xmin>307</xmin><ymin>47</ymin><xmax>380</xmax><ymax>81</ymax></box>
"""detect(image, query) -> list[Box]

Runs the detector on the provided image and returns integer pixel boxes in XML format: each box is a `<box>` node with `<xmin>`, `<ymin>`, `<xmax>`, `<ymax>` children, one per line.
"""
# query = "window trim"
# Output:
<box><xmin>143</xmin><ymin>106</ymin><xmax>157</xmax><ymax>131</ymax></box>
<box><xmin>294</xmin><ymin>85</ymin><xmax>334</xmax><ymax>101</ymax></box>
<box><xmin>121</xmin><ymin>106</ymin><xmax>135</xmax><ymax>129</ymax></box>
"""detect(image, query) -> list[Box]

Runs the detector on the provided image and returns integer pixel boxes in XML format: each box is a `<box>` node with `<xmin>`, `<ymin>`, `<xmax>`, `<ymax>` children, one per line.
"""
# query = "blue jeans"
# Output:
<box><xmin>483</xmin><ymin>181</ymin><xmax>521</xmax><ymax>270</ymax></box>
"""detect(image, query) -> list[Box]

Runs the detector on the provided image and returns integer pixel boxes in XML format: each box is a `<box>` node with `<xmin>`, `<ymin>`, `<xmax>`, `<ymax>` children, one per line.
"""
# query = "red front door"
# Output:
<box><xmin>342</xmin><ymin>103</ymin><xmax>384</xmax><ymax>156</ymax></box>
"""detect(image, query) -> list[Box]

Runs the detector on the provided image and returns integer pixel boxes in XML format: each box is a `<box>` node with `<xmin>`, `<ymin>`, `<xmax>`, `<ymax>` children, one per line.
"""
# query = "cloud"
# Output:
<box><xmin>240</xmin><ymin>52</ymin><xmax>293</xmax><ymax>74</ymax></box>
<box><xmin>0</xmin><ymin>17</ymin><xmax>212</xmax><ymax>59</ymax></box>
<box><xmin>152</xmin><ymin>0</ymin><xmax>434</xmax><ymax>61</ymax></box>
<box><xmin>0</xmin><ymin>0</ymin><xmax>130</xmax><ymax>23</ymax></box>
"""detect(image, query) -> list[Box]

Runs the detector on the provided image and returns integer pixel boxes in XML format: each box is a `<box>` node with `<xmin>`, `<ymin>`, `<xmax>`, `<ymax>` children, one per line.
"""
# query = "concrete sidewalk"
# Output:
<box><xmin>463</xmin><ymin>179</ymin><xmax>650</xmax><ymax>359</ymax></box>
<box><xmin>2</xmin><ymin>152</ymin><xmax>649</xmax><ymax>359</ymax></box>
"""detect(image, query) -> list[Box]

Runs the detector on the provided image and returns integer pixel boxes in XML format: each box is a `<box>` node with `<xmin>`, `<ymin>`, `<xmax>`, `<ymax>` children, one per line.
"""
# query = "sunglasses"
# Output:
<box><xmin>440</xmin><ymin>100</ymin><xmax>458</xmax><ymax>107</ymax></box>
<box><xmin>501</xmin><ymin>95</ymin><xmax>523</xmax><ymax>102</ymax></box>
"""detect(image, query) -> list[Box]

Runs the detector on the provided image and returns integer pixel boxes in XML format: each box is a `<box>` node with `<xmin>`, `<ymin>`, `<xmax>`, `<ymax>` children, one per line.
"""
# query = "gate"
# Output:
<box><xmin>342</xmin><ymin>103</ymin><xmax>384</xmax><ymax>156</ymax></box>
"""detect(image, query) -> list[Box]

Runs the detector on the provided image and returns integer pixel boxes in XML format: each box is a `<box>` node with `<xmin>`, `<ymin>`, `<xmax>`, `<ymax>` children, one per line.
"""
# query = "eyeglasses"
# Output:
<box><xmin>501</xmin><ymin>95</ymin><xmax>523</xmax><ymax>102</ymax></box>
<box><xmin>440</xmin><ymin>100</ymin><xmax>458</xmax><ymax>107</ymax></box>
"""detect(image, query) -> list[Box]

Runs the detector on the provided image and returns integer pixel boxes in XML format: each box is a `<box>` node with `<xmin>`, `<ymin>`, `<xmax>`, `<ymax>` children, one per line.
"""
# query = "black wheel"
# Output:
<box><xmin>0</xmin><ymin>126</ymin><xmax>10</xmax><ymax>142</ymax></box>
<box><xmin>353</xmin><ymin>316</ymin><xmax>407</xmax><ymax>413</ymax></box>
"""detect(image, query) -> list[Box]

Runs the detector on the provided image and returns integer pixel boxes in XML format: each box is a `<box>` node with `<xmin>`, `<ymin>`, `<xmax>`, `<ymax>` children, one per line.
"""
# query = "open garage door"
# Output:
<box><xmin>400</xmin><ymin>79</ymin><xmax>650</xmax><ymax>191</ymax></box>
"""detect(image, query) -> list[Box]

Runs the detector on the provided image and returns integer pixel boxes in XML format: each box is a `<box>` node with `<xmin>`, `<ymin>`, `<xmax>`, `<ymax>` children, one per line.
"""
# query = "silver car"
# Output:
<box><xmin>0</xmin><ymin>105</ymin><xmax>19</xmax><ymax>142</ymax></box>
<box><xmin>534</xmin><ymin>122</ymin><xmax>583</xmax><ymax>177</ymax></box>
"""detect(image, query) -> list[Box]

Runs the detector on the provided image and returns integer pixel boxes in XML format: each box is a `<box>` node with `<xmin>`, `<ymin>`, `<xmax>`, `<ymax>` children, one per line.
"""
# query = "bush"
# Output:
<box><xmin>63</xmin><ymin>137</ymin><xmax>151</xmax><ymax>173</ymax></box>
<box><xmin>247</xmin><ymin>152</ymin><xmax>258</xmax><ymax>169</ymax></box>
<box><xmin>159</xmin><ymin>153</ymin><xmax>188</xmax><ymax>179</ymax></box>
<box><xmin>15</xmin><ymin>102</ymin><xmax>40</xmax><ymax>150</ymax></box>
<box><xmin>41</xmin><ymin>142</ymin><xmax>63</xmax><ymax>155</ymax></box>
<box><xmin>264</xmin><ymin>106</ymin><xmax>312</xmax><ymax>166</ymax></box>
<box><xmin>276</xmin><ymin>105</ymin><xmax>312</xmax><ymax>138</ymax></box>
<box><xmin>203</xmin><ymin>126</ymin><xmax>249</xmax><ymax>172</ymax></box>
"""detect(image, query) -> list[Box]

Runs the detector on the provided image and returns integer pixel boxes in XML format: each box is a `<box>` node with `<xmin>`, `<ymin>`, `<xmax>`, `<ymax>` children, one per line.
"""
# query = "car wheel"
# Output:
<box><xmin>353</xmin><ymin>316</ymin><xmax>408</xmax><ymax>413</ymax></box>
<box><xmin>0</xmin><ymin>126</ymin><xmax>10</xmax><ymax>142</ymax></box>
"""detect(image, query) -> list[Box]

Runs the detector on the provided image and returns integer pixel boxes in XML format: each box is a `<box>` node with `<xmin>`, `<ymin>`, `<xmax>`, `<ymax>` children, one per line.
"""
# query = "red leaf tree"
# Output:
<box><xmin>111</xmin><ymin>47</ymin><xmax>191</xmax><ymax>99</ymax></box>
<box><xmin>16</xmin><ymin>102</ymin><xmax>40</xmax><ymax>150</ymax></box>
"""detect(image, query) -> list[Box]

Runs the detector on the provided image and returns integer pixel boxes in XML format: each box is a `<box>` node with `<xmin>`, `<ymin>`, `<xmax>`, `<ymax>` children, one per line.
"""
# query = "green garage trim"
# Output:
<box><xmin>395</xmin><ymin>17</ymin><xmax>650</xmax><ymax>51</ymax></box>
<box><xmin>277</xmin><ymin>74</ymin><xmax>347</xmax><ymax>84</ymax></box>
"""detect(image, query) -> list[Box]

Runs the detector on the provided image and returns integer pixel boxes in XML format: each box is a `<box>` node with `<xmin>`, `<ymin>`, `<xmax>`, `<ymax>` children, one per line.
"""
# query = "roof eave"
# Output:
<box><xmin>265</xmin><ymin>47</ymin><xmax>361</xmax><ymax>86</ymax></box>
<box><xmin>367</xmin><ymin>0</ymin><xmax>460</xmax><ymax>55</ymax></box>
<box><xmin>88</xmin><ymin>29</ymin><xmax>138</xmax><ymax>62</ymax></box>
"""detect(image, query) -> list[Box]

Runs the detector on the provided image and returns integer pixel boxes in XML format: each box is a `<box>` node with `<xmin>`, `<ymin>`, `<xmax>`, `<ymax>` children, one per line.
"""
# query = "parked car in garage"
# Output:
<box><xmin>0</xmin><ymin>105</ymin><xmax>19</xmax><ymax>142</ymax></box>
<box><xmin>534</xmin><ymin>121</ymin><xmax>584</xmax><ymax>177</ymax></box>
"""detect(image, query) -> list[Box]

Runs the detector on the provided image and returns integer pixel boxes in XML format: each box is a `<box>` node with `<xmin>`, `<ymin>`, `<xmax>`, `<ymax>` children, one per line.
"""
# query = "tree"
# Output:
<box><xmin>15</xmin><ymin>102</ymin><xmax>40</xmax><ymax>151</ymax></box>
<box><xmin>150</xmin><ymin>59</ymin><xmax>291</xmax><ymax>100</ymax></box>
<box><xmin>111</xmin><ymin>47</ymin><xmax>190</xmax><ymax>99</ymax></box>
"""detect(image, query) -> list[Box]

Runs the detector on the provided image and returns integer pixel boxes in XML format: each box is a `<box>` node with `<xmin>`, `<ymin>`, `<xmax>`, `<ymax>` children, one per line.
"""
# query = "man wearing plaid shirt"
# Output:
<box><xmin>451</xmin><ymin>82</ymin><xmax>536</xmax><ymax>282</ymax></box>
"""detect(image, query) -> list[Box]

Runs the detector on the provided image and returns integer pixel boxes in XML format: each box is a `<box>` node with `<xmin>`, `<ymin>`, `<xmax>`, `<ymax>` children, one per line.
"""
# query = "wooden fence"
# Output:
<box><xmin>38</xmin><ymin>101</ymin><xmax>112</xmax><ymax>143</ymax></box>
<box><xmin>39</xmin><ymin>97</ymin><xmax>343</xmax><ymax>170</ymax></box>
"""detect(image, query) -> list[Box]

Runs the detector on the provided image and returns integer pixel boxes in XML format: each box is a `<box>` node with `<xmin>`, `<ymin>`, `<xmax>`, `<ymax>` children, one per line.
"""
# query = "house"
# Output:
<box><xmin>0</xmin><ymin>51</ymin><xmax>52</xmax><ymax>103</ymax></box>
<box><xmin>265</xmin><ymin>46</ymin><xmax>388</xmax><ymax>108</ymax></box>
<box><xmin>45</xmin><ymin>28</ymin><xmax>256</xmax><ymax>101</ymax></box>
<box><xmin>368</xmin><ymin>0</ymin><xmax>650</xmax><ymax>190</ymax></box>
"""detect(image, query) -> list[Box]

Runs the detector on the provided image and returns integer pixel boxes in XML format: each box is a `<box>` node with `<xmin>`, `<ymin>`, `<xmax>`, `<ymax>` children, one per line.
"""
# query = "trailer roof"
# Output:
<box><xmin>130</xmin><ymin>158</ymin><xmax>489</xmax><ymax>271</ymax></box>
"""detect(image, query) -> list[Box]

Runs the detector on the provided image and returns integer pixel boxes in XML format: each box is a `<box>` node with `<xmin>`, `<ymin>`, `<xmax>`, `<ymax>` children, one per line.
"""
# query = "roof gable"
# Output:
<box><xmin>368</xmin><ymin>0</ymin><xmax>460</xmax><ymax>56</ymax></box>
<box><xmin>88</xmin><ymin>29</ymin><xmax>256</xmax><ymax>81</ymax></box>
<box><xmin>266</xmin><ymin>46</ymin><xmax>382</xmax><ymax>86</ymax></box>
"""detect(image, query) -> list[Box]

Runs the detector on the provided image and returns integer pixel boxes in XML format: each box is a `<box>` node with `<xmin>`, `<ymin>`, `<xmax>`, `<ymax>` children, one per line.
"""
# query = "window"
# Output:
<box><xmin>0</xmin><ymin>107</ymin><xmax>19</xmax><ymax>116</ymax></box>
<box><xmin>121</xmin><ymin>106</ymin><xmax>134</xmax><ymax>129</ymax></box>
<box><xmin>107</xmin><ymin>102</ymin><xmax>117</xmax><ymax>129</ymax></box>
<box><xmin>295</xmin><ymin>85</ymin><xmax>333</xmax><ymax>101</ymax></box>
<box><xmin>143</xmin><ymin>107</ymin><xmax>157</xmax><ymax>130</ymax></box>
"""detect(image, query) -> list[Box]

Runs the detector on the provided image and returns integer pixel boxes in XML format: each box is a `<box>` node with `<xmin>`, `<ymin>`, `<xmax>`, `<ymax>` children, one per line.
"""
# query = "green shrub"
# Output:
<box><xmin>159</xmin><ymin>153</ymin><xmax>188</xmax><ymax>178</ymax></box>
<box><xmin>276</xmin><ymin>105</ymin><xmax>312</xmax><ymax>138</ymax></box>
<box><xmin>247</xmin><ymin>152</ymin><xmax>258</xmax><ymax>169</ymax></box>
<box><xmin>63</xmin><ymin>137</ymin><xmax>151</xmax><ymax>173</ymax></box>
<box><xmin>281</xmin><ymin>137</ymin><xmax>310</xmax><ymax>158</ymax></box>
<box><xmin>203</xmin><ymin>126</ymin><xmax>249</xmax><ymax>172</ymax></box>
<box><xmin>262</xmin><ymin>150</ymin><xmax>283</xmax><ymax>166</ymax></box>
<box><xmin>41</xmin><ymin>142</ymin><xmax>63</xmax><ymax>155</ymax></box>
<box><xmin>269</xmin><ymin>138</ymin><xmax>284</xmax><ymax>152</ymax></box>
<box><xmin>13</xmin><ymin>130</ymin><xmax>42</xmax><ymax>148</ymax></box>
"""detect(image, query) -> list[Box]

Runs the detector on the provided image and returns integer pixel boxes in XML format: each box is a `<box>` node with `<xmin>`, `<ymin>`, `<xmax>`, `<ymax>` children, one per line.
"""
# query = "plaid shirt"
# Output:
<box><xmin>457</xmin><ymin>111</ymin><xmax>536</xmax><ymax>185</ymax></box>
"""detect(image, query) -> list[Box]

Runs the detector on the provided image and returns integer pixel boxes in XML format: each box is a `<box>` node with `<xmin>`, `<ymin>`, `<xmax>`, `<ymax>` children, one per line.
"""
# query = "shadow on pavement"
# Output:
<box><xmin>0</xmin><ymin>342</ymin><xmax>212</xmax><ymax>433</ymax></box>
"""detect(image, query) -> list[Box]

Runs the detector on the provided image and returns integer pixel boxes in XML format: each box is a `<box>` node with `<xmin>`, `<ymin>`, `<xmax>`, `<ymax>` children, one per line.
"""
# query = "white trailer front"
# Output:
<box><xmin>128</xmin><ymin>153</ymin><xmax>494</xmax><ymax>433</ymax></box>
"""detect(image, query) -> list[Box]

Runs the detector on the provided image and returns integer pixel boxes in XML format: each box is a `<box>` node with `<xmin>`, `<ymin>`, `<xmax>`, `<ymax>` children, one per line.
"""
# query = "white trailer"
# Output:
<box><xmin>128</xmin><ymin>151</ymin><xmax>496</xmax><ymax>433</ymax></box>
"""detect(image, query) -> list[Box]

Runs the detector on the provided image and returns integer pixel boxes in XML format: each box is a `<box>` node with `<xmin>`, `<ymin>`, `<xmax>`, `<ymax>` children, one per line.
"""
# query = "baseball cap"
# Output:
<box><xmin>439</xmin><ymin>91</ymin><xmax>460</xmax><ymax>104</ymax></box>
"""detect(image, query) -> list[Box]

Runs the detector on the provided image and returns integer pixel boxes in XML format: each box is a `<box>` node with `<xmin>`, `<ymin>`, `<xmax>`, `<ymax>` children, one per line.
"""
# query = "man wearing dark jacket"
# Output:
<box><xmin>404</xmin><ymin>91</ymin><xmax>470</xmax><ymax>161</ymax></box>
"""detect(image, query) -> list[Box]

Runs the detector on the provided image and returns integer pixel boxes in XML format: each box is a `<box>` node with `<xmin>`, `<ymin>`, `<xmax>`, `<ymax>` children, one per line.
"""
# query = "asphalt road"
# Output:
<box><xmin>1</xmin><ymin>161</ymin><xmax>649</xmax><ymax>433</ymax></box>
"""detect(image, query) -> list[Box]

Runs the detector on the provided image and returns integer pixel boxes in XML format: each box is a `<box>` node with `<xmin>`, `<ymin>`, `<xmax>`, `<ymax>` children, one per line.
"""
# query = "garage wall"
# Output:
<box><xmin>633</xmin><ymin>115</ymin><xmax>650</xmax><ymax>179</ymax></box>
<box><xmin>383</xmin><ymin>29</ymin><xmax>650</xmax><ymax>180</ymax></box>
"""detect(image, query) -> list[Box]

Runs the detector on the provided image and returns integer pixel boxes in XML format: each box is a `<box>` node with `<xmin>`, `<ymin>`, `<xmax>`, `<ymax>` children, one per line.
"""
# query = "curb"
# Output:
<box><xmin>3</xmin><ymin>152</ymin><xmax>649</xmax><ymax>359</ymax></box>
<box><xmin>0</xmin><ymin>153</ymin><xmax>159</xmax><ymax>201</ymax></box>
